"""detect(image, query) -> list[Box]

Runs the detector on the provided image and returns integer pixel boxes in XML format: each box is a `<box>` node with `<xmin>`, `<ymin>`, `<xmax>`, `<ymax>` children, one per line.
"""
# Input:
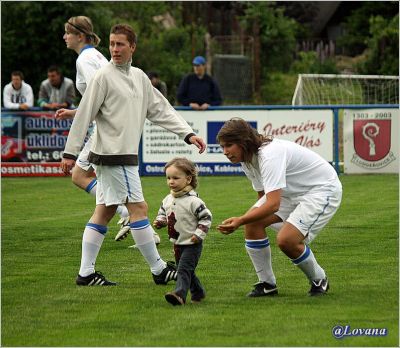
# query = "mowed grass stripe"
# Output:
<box><xmin>1</xmin><ymin>175</ymin><xmax>398</xmax><ymax>346</ymax></box>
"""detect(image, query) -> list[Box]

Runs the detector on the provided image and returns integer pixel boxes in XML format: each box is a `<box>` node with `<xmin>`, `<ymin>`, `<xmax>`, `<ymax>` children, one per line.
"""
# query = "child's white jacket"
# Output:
<box><xmin>156</xmin><ymin>190</ymin><xmax>212</xmax><ymax>245</ymax></box>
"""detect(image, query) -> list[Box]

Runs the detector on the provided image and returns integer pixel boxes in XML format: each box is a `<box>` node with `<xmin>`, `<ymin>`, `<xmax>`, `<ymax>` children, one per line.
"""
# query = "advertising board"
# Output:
<box><xmin>343</xmin><ymin>108</ymin><xmax>399</xmax><ymax>173</ymax></box>
<box><xmin>2</xmin><ymin>111</ymin><xmax>73</xmax><ymax>177</ymax></box>
<box><xmin>141</xmin><ymin>109</ymin><xmax>333</xmax><ymax>175</ymax></box>
<box><xmin>1</xmin><ymin>108</ymin><xmax>334</xmax><ymax>176</ymax></box>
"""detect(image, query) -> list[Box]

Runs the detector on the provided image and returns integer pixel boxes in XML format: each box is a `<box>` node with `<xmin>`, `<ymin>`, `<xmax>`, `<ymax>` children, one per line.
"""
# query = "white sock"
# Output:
<box><xmin>85</xmin><ymin>178</ymin><xmax>97</xmax><ymax>197</ymax></box>
<box><xmin>245</xmin><ymin>238</ymin><xmax>276</xmax><ymax>285</ymax></box>
<box><xmin>116</xmin><ymin>205</ymin><xmax>129</xmax><ymax>218</ymax></box>
<box><xmin>291</xmin><ymin>245</ymin><xmax>326</xmax><ymax>281</ymax></box>
<box><xmin>79</xmin><ymin>223</ymin><xmax>107</xmax><ymax>277</ymax></box>
<box><xmin>130</xmin><ymin>219</ymin><xmax>166</xmax><ymax>275</ymax></box>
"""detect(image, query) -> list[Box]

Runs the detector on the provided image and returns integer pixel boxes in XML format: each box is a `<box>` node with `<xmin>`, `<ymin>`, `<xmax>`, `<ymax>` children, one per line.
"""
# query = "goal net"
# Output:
<box><xmin>292</xmin><ymin>74</ymin><xmax>399</xmax><ymax>105</ymax></box>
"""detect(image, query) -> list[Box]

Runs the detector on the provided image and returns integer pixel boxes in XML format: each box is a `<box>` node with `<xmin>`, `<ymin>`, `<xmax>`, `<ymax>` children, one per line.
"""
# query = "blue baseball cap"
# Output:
<box><xmin>192</xmin><ymin>56</ymin><xmax>206</xmax><ymax>65</ymax></box>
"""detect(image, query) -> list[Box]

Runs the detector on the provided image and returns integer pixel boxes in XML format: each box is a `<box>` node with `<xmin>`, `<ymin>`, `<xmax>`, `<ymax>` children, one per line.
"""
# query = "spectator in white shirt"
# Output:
<box><xmin>3</xmin><ymin>71</ymin><xmax>34</xmax><ymax>110</ymax></box>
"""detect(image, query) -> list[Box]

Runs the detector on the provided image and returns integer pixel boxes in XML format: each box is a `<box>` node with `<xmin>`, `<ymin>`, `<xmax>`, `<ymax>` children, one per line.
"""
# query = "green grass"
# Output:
<box><xmin>1</xmin><ymin>175</ymin><xmax>398</xmax><ymax>347</ymax></box>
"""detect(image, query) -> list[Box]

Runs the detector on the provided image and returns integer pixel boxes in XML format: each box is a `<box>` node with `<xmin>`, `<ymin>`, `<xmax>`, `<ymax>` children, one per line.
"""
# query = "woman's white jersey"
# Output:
<box><xmin>75</xmin><ymin>46</ymin><xmax>108</xmax><ymax>171</ymax></box>
<box><xmin>76</xmin><ymin>46</ymin><xmax>108</xmax><ymax>95</ymax></box>
<box><xmin>242</xmin><ymin>138</ymin><xmax>341</xmax><ymax>197</ymax></box>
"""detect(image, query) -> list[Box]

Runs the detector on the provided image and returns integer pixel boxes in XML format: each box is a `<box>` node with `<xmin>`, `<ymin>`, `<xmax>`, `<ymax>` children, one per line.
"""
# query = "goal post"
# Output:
<box><xmin>292</xmin><ymin>74</ymin><xmax>399</xmax><ymax>105</ymax></box>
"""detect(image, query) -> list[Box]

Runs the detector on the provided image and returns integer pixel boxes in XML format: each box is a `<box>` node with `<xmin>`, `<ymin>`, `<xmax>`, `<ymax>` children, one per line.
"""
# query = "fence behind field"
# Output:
<box><xmin>1</xmin><ymin>105</ymin><xmax>398</xmax><ymax>176</ymax></box>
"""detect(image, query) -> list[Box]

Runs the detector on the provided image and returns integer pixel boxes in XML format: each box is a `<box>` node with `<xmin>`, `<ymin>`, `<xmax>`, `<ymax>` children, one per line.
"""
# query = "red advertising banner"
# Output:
<box><xmin>1</xmin><ymin>110</ymin><xmax>75</xmax><ymax>177</ymax></box>
<box><xmin>1</xmin><ymin>162</ymin><xmax>64</xmax><ymax>177</ymax></box>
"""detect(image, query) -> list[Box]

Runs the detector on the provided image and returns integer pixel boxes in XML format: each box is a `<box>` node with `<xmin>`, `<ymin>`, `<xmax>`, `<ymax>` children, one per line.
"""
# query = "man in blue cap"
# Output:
<box><xmin>177</xmin><ymin>55</ymin><xmax>222</xmax><ymax>110</ymax></box>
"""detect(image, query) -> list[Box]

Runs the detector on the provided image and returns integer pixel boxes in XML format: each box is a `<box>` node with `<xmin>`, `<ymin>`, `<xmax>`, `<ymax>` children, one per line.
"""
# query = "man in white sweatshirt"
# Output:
<box><xmin>3</xmin><ymin>71</ymin><xmax>34</xmax><ymax>110</ymax></box>
<box><xmin>61</xmin><ymin>23</ymin><xmax>206</xmax><ymax>287</ymax></box>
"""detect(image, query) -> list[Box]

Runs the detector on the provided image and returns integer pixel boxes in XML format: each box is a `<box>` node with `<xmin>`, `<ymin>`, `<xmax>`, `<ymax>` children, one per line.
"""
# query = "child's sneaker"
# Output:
<box><xmin>191</xmin><ymin>291</ymin><xmax>206</xmax><ymax>303</ymax></box>
<box><xmin>165</xmin><ymin>291</ymin><xmax>185</xmax><ymax>306</ymax></box>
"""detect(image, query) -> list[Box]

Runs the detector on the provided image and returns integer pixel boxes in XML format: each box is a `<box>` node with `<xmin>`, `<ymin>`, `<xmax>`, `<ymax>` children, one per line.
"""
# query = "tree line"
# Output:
<box><xmin>2</xmin><ymin>1</ymin><xmax>398</xmax><ymax>105</ymax></box>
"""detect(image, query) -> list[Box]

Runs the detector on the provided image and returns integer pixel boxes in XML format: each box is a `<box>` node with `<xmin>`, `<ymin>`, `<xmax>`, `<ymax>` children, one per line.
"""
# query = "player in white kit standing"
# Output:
<box><xmin>217</xmin><ymin>118</ymin><xmax>342</xmax><ymax>296</ymax></box>
<box><xmin>60</xmin><ymin>23</ymin><xmax>206</xmax><ymax>286</ymax></box>
<box><xmin>55</xmin><ymin>16</ymin><xmax>149</xmax><ymax>241</ymax></box>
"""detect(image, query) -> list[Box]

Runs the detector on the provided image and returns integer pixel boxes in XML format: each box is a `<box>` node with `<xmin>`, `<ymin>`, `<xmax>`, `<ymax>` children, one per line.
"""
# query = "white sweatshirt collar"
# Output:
<box><xmin>111</xmin><ymin>59</ymin><xmax>132</xmax><ymax>74</ymax></box>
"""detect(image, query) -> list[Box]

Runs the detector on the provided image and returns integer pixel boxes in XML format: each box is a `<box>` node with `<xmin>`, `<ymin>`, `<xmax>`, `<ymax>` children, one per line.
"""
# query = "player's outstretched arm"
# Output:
<box><xmin>218</xmin><ymin>190</ymin><xmax>282</xmax><ymax>234</ymax></box>
<box><xmin>217</xmin><ymin>217</ymin><xmax>244</xmax><ymax>234</ymax></box>
<box><xmin>189</xmin><ymin>135</ymin><xmax>206</xmax><ymax>154</ymax></box>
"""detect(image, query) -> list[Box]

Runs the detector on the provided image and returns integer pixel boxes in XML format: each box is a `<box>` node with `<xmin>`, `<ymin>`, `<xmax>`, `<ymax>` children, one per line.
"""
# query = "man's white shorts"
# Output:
<box><xmin>76</xmin><ymin>134</ymin><xmax>94</xmax><ymax>172</ymax></box>
<box><xmin>94</xmin><ymin>165</ymin><xmax>144</xmax><ymax>206</ymax></box>
<box><xmin>254</xmin><ymin>183</ymin><xmax>342</xmax><ymax>244</ymax></box>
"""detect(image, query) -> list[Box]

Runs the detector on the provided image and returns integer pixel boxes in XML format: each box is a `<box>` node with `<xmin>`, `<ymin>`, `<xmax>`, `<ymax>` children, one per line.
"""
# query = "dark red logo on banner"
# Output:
<box><xmin>353</xmin><ymin>119</ymin><xmax>391</xmax><ymax>161</ymax></box>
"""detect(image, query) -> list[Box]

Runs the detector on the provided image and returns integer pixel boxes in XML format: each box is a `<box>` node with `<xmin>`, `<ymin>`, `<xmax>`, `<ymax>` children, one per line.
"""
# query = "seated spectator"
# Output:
<box><xmin>38</xmin><ymin>65</ymin><xmax>76</xmax><ymax>109</ymax></box>
<box><xmin>177</xmin><ymin>56</ymin><xmax>222</xmax><ymax>110</ymax></box>
<box><xmin>148</xmin><ymin>71</ymin><xmax>168</xmax><ymax>98</ymax></box>
<box><xmin>3</xmin><ymin>71</ymin><xmax>34</xmax><ymax>110</ymax></box>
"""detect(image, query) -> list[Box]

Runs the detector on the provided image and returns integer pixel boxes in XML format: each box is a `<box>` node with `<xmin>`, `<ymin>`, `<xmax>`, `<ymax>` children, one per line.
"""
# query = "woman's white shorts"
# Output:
<box><xmin>76</xmin><ymin>134</ymin><xmax>94</xmax><ymax>172</ymax></box>
<box><xmin>254</xmin><ymin>183</ymin><xmax>342</xmax><ymax>244</ymax></box>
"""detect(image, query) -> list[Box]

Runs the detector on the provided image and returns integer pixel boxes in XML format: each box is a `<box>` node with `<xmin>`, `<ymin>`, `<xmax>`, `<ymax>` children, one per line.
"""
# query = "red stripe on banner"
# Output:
<box><xmin>1</xmin><ymin>162</ymin><xmax>66</xmax><ymax>177</ymax></box>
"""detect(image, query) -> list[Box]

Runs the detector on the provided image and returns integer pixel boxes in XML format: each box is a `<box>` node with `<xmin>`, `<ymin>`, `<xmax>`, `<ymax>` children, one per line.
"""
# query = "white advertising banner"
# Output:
<box><xmin>141</xmin><ymin>109</ymin><xmax>333</xmax><ymax>175</ymax></box>
<box><xmin>343</xmin><ymin>108</ymin><xmax>399</xmax><ymax>173</ymax></box>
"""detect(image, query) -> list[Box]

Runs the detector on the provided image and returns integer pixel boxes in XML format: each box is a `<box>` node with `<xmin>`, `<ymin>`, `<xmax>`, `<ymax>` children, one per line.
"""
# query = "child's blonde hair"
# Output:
<box><xmin>164</xmin><ymin>157</ymin><xmax>199</xmax><ymax>189</ymax></box>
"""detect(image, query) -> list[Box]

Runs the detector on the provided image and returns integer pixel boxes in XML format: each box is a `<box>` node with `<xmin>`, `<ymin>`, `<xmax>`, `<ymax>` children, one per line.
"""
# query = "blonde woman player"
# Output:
<box><xmin>55</xmin><ymin>16</ymin><xmax>158</xmax><ymax>243</ymax></box>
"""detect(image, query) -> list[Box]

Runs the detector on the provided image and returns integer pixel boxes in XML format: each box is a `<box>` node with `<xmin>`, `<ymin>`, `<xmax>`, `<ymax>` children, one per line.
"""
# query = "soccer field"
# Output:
<box><xmin>1</xmin><ymin>175</ymin><xmax>398</xmax><ymax>347</ymax></box>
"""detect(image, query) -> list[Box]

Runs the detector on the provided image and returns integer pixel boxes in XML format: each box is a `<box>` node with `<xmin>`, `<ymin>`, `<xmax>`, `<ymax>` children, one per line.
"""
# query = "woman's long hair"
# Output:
<box><xmin>216</xmin><ymin>117</ymin><xmax>272</xmax><ymax>164</ymax></box>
